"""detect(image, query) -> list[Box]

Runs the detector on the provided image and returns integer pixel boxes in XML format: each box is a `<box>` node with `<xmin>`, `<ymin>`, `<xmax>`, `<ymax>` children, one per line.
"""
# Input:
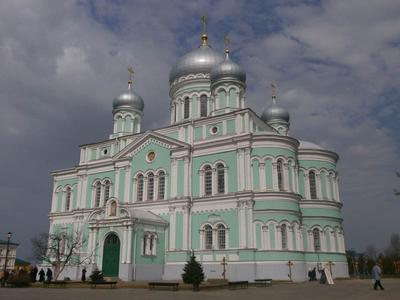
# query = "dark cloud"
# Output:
<box><xmin>1</xmin><ymin>0</ymin><xmax>399</xmax><ymax>259</ymax></box>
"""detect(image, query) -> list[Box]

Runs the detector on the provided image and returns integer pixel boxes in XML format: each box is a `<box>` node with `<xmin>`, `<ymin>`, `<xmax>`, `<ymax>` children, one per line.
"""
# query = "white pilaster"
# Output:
<box><xmin>124</xmin><ymin>166</ymin><xmax>131</xmax><ymax>203</ymax></box>
<box><xmin>114</xmin><ymin>168</ymin><xmax>120</xmax><ymax>198</ymax></box>
<box><xmin>247</xmin><ymin>200</ymin><xmax>254</xmax><ymax>248</ymax></box>
<box><xmin>126</xmin><ymin>226</ymin><xmax>132</xmax><ymax>263</ymax></box>
<box><xmin>122</xmin><ymin>227</ymin><xmax>127</xmax><ymax>263</ymax></box>
<box><xmin>283</xmin><ymin>163</ymin><xmax>290</xmax><ymax>191</ymax></box>
<box><xmin>259</xmin><ymin>163</ymin><xmax>266</xmax><ymax>191</ymax></box>
<box><xmin>272</xmin><ymin>162</ymin><xmax>278</xmax><ymax>191</ymax></box>
<box><xmin>304</xmin><ymin>173</ymin><xmax>311</xmax><ymax>199</ymax></box>
<box><xmin>244</xmin><ymin>148</ymin><xmax>252</xmax><ymax>190</ymax></box>
<box><xmin>169</xmin><ymin>207</ymin><xmax>176</xmax><ymax>250</ymax></box>
<box><xmin>171</xmin><ymin>159</ymin><xmax>177</xmax><ymax>198</ymax></box>
<box><xmin>316</xmin><ymin>173</ymin><xmax>322</xmax><ymax>199</ymax></box>
<box><xmin>262</xmin><ymin>225</ymin><xmax>270</xmax><ymax>250</ymax></box>
<box><xmin>183</xmin><ymin>157</ymin><xmax>189</xmax><ymax>196</ymax></box>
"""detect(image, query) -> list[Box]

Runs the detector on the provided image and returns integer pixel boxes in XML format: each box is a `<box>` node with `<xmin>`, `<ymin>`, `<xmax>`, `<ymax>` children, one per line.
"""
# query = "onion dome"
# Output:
<box><xmin>169</xmin><ymin>26</ymin><xmax>224</xmax><ymax>84</ymax></box>
<box><xmin>261</xmin><ymin>86</ymin><xmax>290</xmax><ymax>123</ymax></box>
<box><xmin>113</xmin><ymin>72</ymin><xmax>144</xmax><ymax>112</ymax></box>
<box><xmin>210</xmin><ymin>49</ymin><xmax>246</xmax><ymax>83</ymax></box>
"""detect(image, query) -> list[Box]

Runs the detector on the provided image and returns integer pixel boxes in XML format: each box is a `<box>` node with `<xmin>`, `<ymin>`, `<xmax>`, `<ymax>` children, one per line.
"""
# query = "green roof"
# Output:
<box><xmin>0</xmin><ymin>239</ymin><xmax>19</xmax><ymax>246</ymax></box>
<box><xmin>15</xmin><ymin>258</ymin><xmax>31</xmax><ymax>266</ymax></box>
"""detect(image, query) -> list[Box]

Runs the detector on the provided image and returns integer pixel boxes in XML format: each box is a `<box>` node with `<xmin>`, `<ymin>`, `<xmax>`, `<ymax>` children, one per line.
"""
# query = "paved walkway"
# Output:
<box><xmin>0</xmin><ymin>279</ymin><xmax>399</xmax><ymax>300</ymax></box>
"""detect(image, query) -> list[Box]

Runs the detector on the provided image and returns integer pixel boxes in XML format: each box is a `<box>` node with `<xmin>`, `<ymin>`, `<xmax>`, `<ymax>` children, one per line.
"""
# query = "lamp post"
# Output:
<box><xmin>1</xmin><ymin>232</ymin><xmax>12</xmax><ymax>287</ymax></box>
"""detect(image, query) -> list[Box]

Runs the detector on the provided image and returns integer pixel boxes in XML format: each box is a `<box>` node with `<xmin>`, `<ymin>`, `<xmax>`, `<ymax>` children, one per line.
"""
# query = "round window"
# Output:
<box><xmin>211</xmin><ymin>126</ymin><xmax>218</xmax><ymax>134</ymax></box>
<box><xmin>103</xmin><ymin>148</ymin><xmax>108</xmax><ymax>155</ymax></box>
<box><xmin>147</xmin><ymin>151</ymin><xmax>156</xmax><ymax>162</ymax></box>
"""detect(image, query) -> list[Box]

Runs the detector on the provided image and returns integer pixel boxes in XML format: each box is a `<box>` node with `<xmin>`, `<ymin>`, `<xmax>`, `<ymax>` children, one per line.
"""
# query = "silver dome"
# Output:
<box><xmin>169</xmin><ymin>45</ymin><xmax>224</xmax><ymax>84</ymax></box>
<box><xmin>261</xmin><ymin>102</ymin><xmax>290</xmax><ymax>123</ymax></box>
<box><xmin>210</xmin><ymin>52</ymin><xmax>246</xmax><ymax>83</ymax></box>
<box><xmin>113</xmin><ymin>85</ymin><xmax>144</xmax><ymax>112</ymax></box>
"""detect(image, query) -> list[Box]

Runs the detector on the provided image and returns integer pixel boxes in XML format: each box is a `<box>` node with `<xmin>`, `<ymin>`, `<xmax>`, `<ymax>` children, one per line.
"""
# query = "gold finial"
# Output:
<box><xmin>224</xmin><ymin>34</ymin><xmax>230</xmax><ymax>54</ymax></box>
<box><xmin>271</xmin><ymin>82</ymin><xmax>277</xmax><ymax>104</ymax></box>
<box><xmin>201</xmin><ymin>15</ymin><xmax>208</xmax><ymax>46</ymax></box>
<box><xmin>128</xmin><ymin>66</ymin><xmax>134</xmax><ymax>86</ymax></box>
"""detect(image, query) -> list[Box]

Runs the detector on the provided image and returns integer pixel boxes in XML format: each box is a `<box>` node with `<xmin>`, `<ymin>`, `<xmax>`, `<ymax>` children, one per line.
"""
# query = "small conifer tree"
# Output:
<box><xmin>181</xmin><ymin>255</ymin><xmax>205</xmax><ymax>291</ymax></box>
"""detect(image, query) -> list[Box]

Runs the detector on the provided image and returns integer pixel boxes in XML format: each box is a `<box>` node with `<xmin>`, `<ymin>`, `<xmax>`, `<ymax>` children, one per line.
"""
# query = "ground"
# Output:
<box><xmin>0</xmin><ymin>279</ymin><xmax>399</xmax><ymax>300</ymax></box>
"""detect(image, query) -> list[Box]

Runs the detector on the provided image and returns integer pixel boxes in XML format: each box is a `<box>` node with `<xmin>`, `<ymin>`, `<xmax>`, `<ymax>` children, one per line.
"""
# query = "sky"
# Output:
<box><xmin>0</xmin><ymin>0</ymin><xmax>399</xmax><ymax>260</ymax></box>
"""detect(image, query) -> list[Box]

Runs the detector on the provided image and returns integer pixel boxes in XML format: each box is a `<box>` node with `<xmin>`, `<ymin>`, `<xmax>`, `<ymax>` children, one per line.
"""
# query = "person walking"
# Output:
<box><xmin>371</xmin><ymin>263</ymin><xmax>384</xmax><ymax>290</ymax></box>
<box><xmin>81</xmin><ymin>268</ymin><xmax>87</xmax><ymax>282</ymax></box>
<box><xmin>46</xmin><ymin>268</ymin><xmax>53</xmax><ymax>283</ymax></box>
<box><xmin>38</xmin><ymin>268</ymin><xmax>45</xmax><ymax>282</ymax></box>
<box><xmin>30</xmin><ymin>266</ymin><xmax>38</xmax><ymax>282</ymax></box>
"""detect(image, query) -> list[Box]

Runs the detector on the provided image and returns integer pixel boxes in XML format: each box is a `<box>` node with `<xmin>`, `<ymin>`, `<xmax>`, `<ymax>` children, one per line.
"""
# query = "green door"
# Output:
<box><xmin>102</xmin><ymin>233</ymin><xmax>120</xmax><ymax>277</ymax></box>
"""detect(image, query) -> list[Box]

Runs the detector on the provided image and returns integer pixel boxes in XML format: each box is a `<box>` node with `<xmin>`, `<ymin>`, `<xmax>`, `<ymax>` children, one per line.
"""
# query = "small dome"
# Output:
<box><xmin>169</xmin><ymin>45</ymin><xmax>224</xmax><ymax>84</ymax></box>
<box><xmin>113</xmin><ymin>85</ymin><xmax>144</xmax><ymax>112</ymax></box>
<box><xmin>210</xmin><ymin>51</ymin><xmax>246</xmax><ymax>83</ymax></box>
<box><xmin>261</xmin><ymin>101</ymin><xmax>290</xmax><ymax>123</ymax></box>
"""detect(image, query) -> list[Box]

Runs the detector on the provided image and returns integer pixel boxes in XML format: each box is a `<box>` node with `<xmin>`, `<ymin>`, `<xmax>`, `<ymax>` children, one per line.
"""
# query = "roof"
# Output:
<box><xmin>15</xmin><ymin>258</ymin><xmax>31</xmax><ymax>266</ymax></box>
<box><xmin>125</xmin><ymin>208</ymin><xmax>168</xmax><ymax>225</ymax></box>
<box><xmin>299</xmin><ymin>140</ymin><xmax>325</xmax><ymax>150</ymax></box>
<box><xmin>0</xmin><ymin>239</ymin><xmax>19</xmax><ymax>246</ymax></box>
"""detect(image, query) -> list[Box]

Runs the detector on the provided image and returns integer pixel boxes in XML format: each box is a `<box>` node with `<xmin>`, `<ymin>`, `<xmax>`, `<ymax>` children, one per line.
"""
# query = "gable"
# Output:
<box><xmin>114</xmin><ymin>131</ymin><xmax>189</xmax><ymax>160</ymax></box>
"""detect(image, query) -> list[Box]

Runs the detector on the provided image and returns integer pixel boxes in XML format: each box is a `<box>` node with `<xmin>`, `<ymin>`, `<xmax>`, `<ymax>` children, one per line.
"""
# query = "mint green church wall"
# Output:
<box><xmin>191</xmin><ymin>209</ymin><xmax>239</xmax><ymax>248</ymax></box>
<box><xmin>134</xmin><ymin>227</ymin><xmax>166</xmax><ymax>265</ymax></box>
<box><xmin>226</xmin><ymin>119</ymin><xmax>235</xmax><ymax>134</ymax></box>
<box><xmin>118</xmin><ymin>169</ymin><xmax>126</xmax><ymax>202</ymax></box>
<box><xmin>298</xmin><ymin>160</ymin><xmax>335</xmax><ymax>170</ymax></box>
<box><xmin>253</xmin><ymin>211</ymin><xmax>300</xmax><ymax>224</ymax></box>
<box><xmin>85</xmin><ymin>171</ymin><xmax>115</xmax><ymax>208</ymax></box>
<box><xmin>206</xmin><ymin>123</ymin><xmax>222</xmax><ymax>138</ymax></box>
<box><xmin>192</xmin><ymin>151</ymin><xmax>237</xmax><ymax>196</ymax></box>
<box><xmin>252</xmin><ymin>147</ymin><xmax>295</xmax><ymax>159</ymax></box>
<box><xmin>320</xmin><ymin>171</ymin><xmax>327</xmax><ymax>198</ymax></box>
<box><xmin>164</xmin><ymin>131</ymin><xmax>179</xmax><ymax>140</ymax></box>
<box><xmin>229</xmin><ymin>88</ymin><xmax>237</xmax><ymax>108</ymax></box>
<box><xmin>298</xmin><ymin>169</ymin><xmax>305</xmax><ymax>198</ymax></box>
<box><xmin>194</xmin><ymin>126</ymin><xmax>202</xmax><ymax>141</ymax></box>
<box><xmin>301</xmin><ymin>207</ymin><xmax>342</xmax><ymax>220</ymax></box>
<box><xmin>177</xmin><ymin>160</ymin><xmax>184</xmax><ymax>197</ymax></box>
<box><xmin>254</xmin><ymin>199</ymin><xmax>300</xmax><ymax>212</ymax></box>
<box><xmin>175</xmin><ymin>213</ymin><xmax>183</xmax><ymax>249</ymax></box>
<box><xmin>265</xmin><ymin>159</ymin><xmax>273</xmax><ymax>189</ymax></box>
<box><xmin>252</xmin><ymin>160</ymin><xmax>260</xmax><ymax>190</ymax></box>
<box><xmin>218</xmin><ymin>90</ymin><xmax>226</xmax><ymax>108</ymax></box>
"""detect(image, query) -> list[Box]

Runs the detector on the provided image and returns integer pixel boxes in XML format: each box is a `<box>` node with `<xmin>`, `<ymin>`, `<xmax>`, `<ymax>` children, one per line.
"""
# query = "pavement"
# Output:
<box><xmin>0</xmin><ymin>279</ymin><xmax>399</xmax><ymax>300</ymax></box>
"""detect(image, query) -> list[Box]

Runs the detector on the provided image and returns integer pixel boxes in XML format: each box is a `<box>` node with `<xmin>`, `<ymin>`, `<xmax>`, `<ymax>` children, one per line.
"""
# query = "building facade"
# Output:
<box><xmin>47</xmin><ymin>27</ymin><xmax>348</xmax><ymax>282</ymax></box>
<box><xmin>0</xmin><ymin>240</ymin><xmax>19</xmax><ymax>273</ymax></box>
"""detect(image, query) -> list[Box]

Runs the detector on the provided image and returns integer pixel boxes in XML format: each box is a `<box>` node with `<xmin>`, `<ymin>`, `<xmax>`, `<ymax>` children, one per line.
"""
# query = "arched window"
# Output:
<box><xmin>281</xmin><ymin>224</ymin><xmax>287</xmax><ymax>249</ymax></box>
<box><xmin>137</xmin><ymin>174</ymin><xmax>144</xmax><ymax>202</ymax></box>
<box><xmin>65</xmin><ymin>187</ymin><xmax>71</xmax><ymax>211</ymax></box>
<box><xmin>103</xmin><ymin>180</ymin><xmax>111</xmax><ymax>205</ymax></box>
<box><xmin>94</xmin><ymin>182</ymin><xmax>101</xmax><ymax>207</ymax></box>
<box><xmin>184</xmin><ymin>97</ymin><xmax>190</xmax><ymax>119</ymax></box>
<box><xmin>142</xmin><ymin>234</ymin><xmax>147</xmax><ymax>255</ymax></box>
<box><xmin>200</xmin><ymin>94</ymin><xmax>207</xmax><ymax>117</ymax></box>
<box><xmin>110</xmin><ymin>201</ymin><xmax>117</xmax><ymax>216</ymax></box>
<box><xmin>174</xmin><ymin>104</ymin><xmax>177</xmax><ymax>123</ymax></box>
<box><xmin>217</xmin><ymin>224</ymin><xmax>226</xmax><ymax>249</ymax></box>
<box><xmin>204</xmin><ymin>165</ymin><xmax>212</xmax><ymax>196</ymax></box>
<box><xmin>309</xmin><ymin>171</ymin><xmax>317</xmax><ymax>199</ymax></box>
<box><xmin>217</xmin><ymin>163</ymin><xmax>225</xmax><ymax>194</ymax></box>
<box><xmin>204</xmin><ymin>225</ymin><xmax>213</xmax><ymax>249</ymax></box>
<box><xmin>147</xmin><ymin>172</ymin><xmax>154</xmax><ymax>201</ymax></box>
<box><xmin>277</xmin><ymin>160</ymin><xmax>284</xmax><ymax>191</ymax></box>
<box><xmin>158</xmin><ymin>171</ymin><xmax>165</xmax><ymax>200</ymax></box>
<box><xmin>313</xmin><ymin>228</ymin><xmax>321</xmax><ymax>251</ymax></box>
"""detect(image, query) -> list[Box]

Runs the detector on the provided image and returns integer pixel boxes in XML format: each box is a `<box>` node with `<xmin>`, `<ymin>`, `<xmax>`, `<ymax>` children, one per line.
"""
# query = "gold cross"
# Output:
<box><xmin>271</xmin><ymin>82</ymin><xmax>277</xmax><ymax>96</ymax></box>
<box><xmin>128</xmin><ymin>66</ymin><xmax>134</xmax><ymax>83</ymax></box>
<box><xmin>224</xmin><ymin>34</ymin><xmax>230</xmax><ymax>51</ymax></box>
<box><xmin>201</xmin><ymin>15</ymin><xmax>207</xmax><ymax>34</ymax></box>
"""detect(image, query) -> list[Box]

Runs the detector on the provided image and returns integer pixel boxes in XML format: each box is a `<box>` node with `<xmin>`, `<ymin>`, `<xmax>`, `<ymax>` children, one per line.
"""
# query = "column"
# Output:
<box><xmin>199</xmin><ymin>170</ymin><xmax>204</xmax><ymax>197</ymax></box>
<box><xmin>247</xmin><ymin>200</ymin><xmax>255</xmax><ymax>248</ymax></box>
<box><xmin>283</xmin><ymin>163</ymin><xmax>290</xmax><ymax>191</ymax></box>
<box><xmin>325</xmin><ymin>175</ymin><xmax>332</xmax><ymax>200</ymax></box>
<box><xmin>304</xmin><ymin>173</ymin><xmax>310</xmax><ymax>199</ymax></box>
<box><xmin>87</xmin><ymin>227</ymin><xmax>94</xmax><ymax>256</ymax></box>
<box><xmin>183</xmin><ymin>157</ymin><xmax>189</xmax><ymax>196</ymax></box>
<box><xmin>272</xmin><ymin>162</ymin><xmax>278</xmax><ymax>191</ymax></box>
<box><xmin>143</xmin><ymin>177</ymin><xmax>148</xmax><ymax>201</ymax></box>
<box><xmin>287</xmin><ymin>226</ymin><xmax>294</xmax><ymax>250</ymax></box>
<box><xmin>122</xmin><ymin>227</ymin><xmax>127</xmax><ymax>263</ymax></box>
<box><xmin>316</xmin><ymin>173</ymin><xmax>322</xmax><ymax>199</ymax></box>
<box><xmin>237</xmin><ymin>149</ymin><xmax>244</xmax><ymax>191</ymax></box>
<box><xmin>51</xmin><ymin>185</ymin><xmax>58</xmax><ymax>212</ymax></box>
<box><xmin>169</xmin><ymin>206</ymin><xmax>176</xmax><ymax>250</ymax></box>
<box><xmin>238</xmin><ymin>201</ymin><xmax>246</xmax><ymax>248</ymax></box>
<box><xmin>245</xmin><ymin>148</ymin><xmax>252</xmax><ymax>190</ymax></box>
<box><xmin>320</xmin><ymin>231</ymin><xmax>326</xmax><ymax>252</ymax></box>
<box><xmin>291</xmin><ymin>164</ymin><xmax>297</xmax><ymax>193</ymax></box>
<box><xmin>114</xmin><ymin>168</ymin><xmax>120</xmax><ymax>198</ymax></box>
<box><xmin>182</xmin><ymin>205</ymin><xmax>190</xmax><ymax>249</ymax></box>
<box><xmin>308</xmin><ymin>231</ymin><xmax>313</xmax><ymax>251</ymax></box>
<box><xmin>276</xmin><ymin>225</ymin><xmax>282</xmax><ymax>249</ymax></box>
<box><xmin>171</xmin><ymin>159</ymin><xmax>177</xmax><ymax>198</ymax></box>
<box><xmin>335</xmin><ymin>176</ymin><xmax>341</xmax><ymax>202</ymax></box>
<box><xmin>212</xmin><ymin>168</ymin><xmax>217</xmax><ymax>195</ymax></box>
<box><xmin>262</xmin><ymin>225</ymin><xmax>269</xmax><ymax>250</ymax></box>
<box><xmin>259</xmin><ymin>163</ymin><xmax>266</xmax><ymax>191</ymax></box>
<box><xmin>126</xmin><ymin>226</ymin><xmax>133</xmax><ymax>263</ymax></box>
<box><xmin>124</xmin><ymin>166</ymin><xmax>131</xmax><ymax>203</ymax></box>
<box><xmin>76</xmin><ymin>176</ymin><xmax>83</xmax><ymax>209</ymax></box>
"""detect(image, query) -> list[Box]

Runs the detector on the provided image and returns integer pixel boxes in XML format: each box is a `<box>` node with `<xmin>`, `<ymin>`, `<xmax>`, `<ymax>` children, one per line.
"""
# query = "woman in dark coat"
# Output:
<box><xmin>46</xmin><ymin>268</ymin><xmax>53</xmax><ymax>282</ymax></box>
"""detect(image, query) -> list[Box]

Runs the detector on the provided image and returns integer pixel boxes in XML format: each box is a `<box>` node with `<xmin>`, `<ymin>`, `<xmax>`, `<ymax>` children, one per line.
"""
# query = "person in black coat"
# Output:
<box><xmin>38</xmin><ymin>269</ymin><xmax>45</xmax><ymax>282</ymax></box>
<box><xmin>81</xmin><ymin>268</ymin><xmax>87</xmax><ymax>282</ymax></box>
<box><xmin>46</xmin><ymin>268</ymin><xmax>53</xmax><ymax>282</ymax></box>
<box><xmin>30</xmin><ymin>266</ymin><xmax>38</xmax><ymax>282</ymax></box>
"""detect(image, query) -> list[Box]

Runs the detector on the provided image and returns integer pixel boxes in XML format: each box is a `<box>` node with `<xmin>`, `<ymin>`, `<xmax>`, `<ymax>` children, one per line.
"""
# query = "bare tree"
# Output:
<box><xmin>31</xmin><ymin>230</ymin><xmax>94</xmax><ymax>280</ymax></box>
<box><xmin>385</xmin><ymin>233</ymin><xmax>400</xmax><ymax>260</ymax></box>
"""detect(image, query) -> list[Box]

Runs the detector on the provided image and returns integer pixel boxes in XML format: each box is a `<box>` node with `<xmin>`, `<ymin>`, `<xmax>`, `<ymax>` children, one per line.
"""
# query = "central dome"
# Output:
<box><xmin>169</xmin><ymin>45</ymin><xmax>224</xmax><ymax>84</ymax></box>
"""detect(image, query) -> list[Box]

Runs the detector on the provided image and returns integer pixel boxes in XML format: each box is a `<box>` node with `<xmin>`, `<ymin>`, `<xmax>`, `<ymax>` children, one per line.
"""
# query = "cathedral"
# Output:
<box><xmin>47</xmin><ymin>23</ymin><xmax>349</xmax><ymax>282</ymax></box>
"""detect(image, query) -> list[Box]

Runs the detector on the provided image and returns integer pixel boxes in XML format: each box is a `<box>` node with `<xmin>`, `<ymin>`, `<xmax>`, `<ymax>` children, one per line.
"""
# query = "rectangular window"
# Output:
<box><xmin>184</xmin><ymin>98</ymin><xmax>190</xmax><ymax>119</ymax></box>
